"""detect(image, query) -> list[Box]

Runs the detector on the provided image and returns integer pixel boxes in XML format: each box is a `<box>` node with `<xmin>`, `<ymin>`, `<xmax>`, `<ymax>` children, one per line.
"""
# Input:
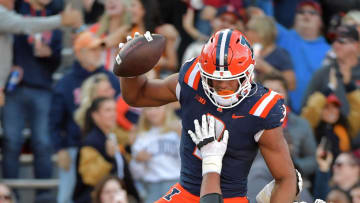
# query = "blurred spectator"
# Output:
<box><xmin>322</xmin><ymin>10</ymin><xmax>360</xmax><ymax>67</ymax></box>
<box><xmin>2</xmin><ymin>0</ymin><xmax>63</xmax><ymax>201</ymax></box>
<box><xmin>157</xmin><ymin>0</ymin><xmax>192</xmax><ymax>66</ymax></box>
<box><xmin>50</xmin><ymin>31</ymin><xmax>120</xmax><ymax>203</ymax></box>
<box><xmin>183</xmin><ymin>5</ymin><xmax>244</xmax><ymax>42</ymax></box>
<box><xmin>73</xmin><ymin>97</ymin><xmax>139</xmax><ymax>203</ymax></box>
<box><xmin>0</xmin><ymin>183</ymin><xmax>16</xmax><ymax>203</ymax></box>
<box><xmin>313</xmin><ymin>149</ymin><xmax>360</xmax><ymax>200</ymax></box>
<box><xmin>275</xmin><ymin>0</ymin><xmax>331</xmax><ymax>114</ymax></box>
<box><xmin>302</xmin><ymin>84</ymin><xmax>355</xmax><ymax>157</ymax></box>
<box><xmin>130</xmin><ymin>105</ymin><xmax>181</xmax><ymax>203</ymax></box>
<box><xmin>182</xmin><ymin>5</ymin><xmax>244</xmax><ymax>64</ymax></box>
<box><xmin>321</xmin><ymin>0</ymin><xmax>360</xmax><ymax>36</ymax></box>
<box><xmin>92</xmin><ymin>176</ymin><xmax>128</xmax><ymax>203</ymax></box>
<box><xmin>261</xmin><ymin>74</ymin><xmax>317</xmax><ymax>178</ymax></box>
<box><xmin>127</xmin><ymin>0</ymin><xmax>178</xmax><ymax>77</ymax></box>
<box><xmin>273</xmin><ymin>0</ymin><xmax>310</xmax><ymax>28</ymax></box>
<box><xmin>326</xmin><ymin>189</ymin><xmax>351</xmax><ymax>203</ymax></box>
<box><xmin>246</xmin><ymin>16</ymin><xmax>296</xmax><ymax>90</ymax></box>
<box><xmin>74</xmin><ymin>73</ymin><xmax>135</xmax><ymax>161</ymax></box>
<box><xmin>196</xmin><ymin>0</ymin><xmax>245</xmax><ymax>36</ymax></box>
<box><xmin>82</xmin><ymin>0</ymin><xmax>105</xmax><ymax>25</ymax></box>
<box><xmin>88</xmin><ymin>0</ymin><xmax>131</xmax><ymax>71</ymax></box>
<box><xmin>302</xmin><ymin>25</ymin><xmax>360</xmax><ymax>137</ymax></box>
<box><xmin>0</xmin><ymin>0</ymin><xmax>82</xmax><ymax>107</ymax></box>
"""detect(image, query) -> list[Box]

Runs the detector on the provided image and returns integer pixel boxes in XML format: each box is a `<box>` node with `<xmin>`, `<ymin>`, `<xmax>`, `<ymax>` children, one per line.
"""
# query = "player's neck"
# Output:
<box><xmin>29</xmin><ymin>0</ymin><xmax>45</xmax><ymax>10</ymax></box>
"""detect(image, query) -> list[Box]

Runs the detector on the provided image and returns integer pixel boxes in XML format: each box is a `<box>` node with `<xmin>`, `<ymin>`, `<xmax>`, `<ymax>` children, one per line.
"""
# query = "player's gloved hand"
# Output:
<box><xmin>188</xmin><ymin>114</ymin><xmax>229</xmax><ymax>176</ymax></box>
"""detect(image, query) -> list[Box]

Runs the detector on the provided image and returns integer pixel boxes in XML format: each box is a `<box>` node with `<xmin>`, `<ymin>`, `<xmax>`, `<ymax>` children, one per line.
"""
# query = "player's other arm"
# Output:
<box><xmin>259</xmin><ymin>126</ymin><xmax>297</xmax><ymax>202</ymax></box>
<box><xmin>119</xmin><ymin>73</ymin><xmax>178</xmax><ymax>107</ymax></box>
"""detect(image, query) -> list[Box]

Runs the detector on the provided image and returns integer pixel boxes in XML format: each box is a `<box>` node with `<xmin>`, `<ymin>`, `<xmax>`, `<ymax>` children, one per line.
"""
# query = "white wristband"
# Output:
<box><xmin>202</xmin><ymin>155</ymin><xmax>223</xmax><ymax>176</ymax></box>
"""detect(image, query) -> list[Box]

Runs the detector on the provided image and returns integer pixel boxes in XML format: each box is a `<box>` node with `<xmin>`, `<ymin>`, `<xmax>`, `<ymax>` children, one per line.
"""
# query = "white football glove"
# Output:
<box><xmin>188</xmin><ymin>114</ymin><xmax>229</xmax><ymax>176</ymax></box>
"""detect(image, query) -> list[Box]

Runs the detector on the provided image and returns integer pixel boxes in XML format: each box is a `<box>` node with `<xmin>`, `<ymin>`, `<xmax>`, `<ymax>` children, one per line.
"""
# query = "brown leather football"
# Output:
<box><xmin>113</xmin><ymin>34</ymin><xmax>166</xmax><ymax>77</ymax></box>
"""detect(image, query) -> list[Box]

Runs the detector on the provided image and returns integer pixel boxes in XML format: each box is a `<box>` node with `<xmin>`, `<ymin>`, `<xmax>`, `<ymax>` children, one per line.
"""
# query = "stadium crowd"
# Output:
<box><xmin>0</xmin><ymin>0</ymin><xmax>360</xmax><ymax>202</ymax></box>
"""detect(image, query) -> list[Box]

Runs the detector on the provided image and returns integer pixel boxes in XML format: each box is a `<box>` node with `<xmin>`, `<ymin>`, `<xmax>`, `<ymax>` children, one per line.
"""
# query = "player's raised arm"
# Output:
<box><xmin>120</xmin><ymin>73</ymin><xmax>178</xmax><ymax>107</ymax></box>
<box><xmin>113</xmin><ymin>32</ymin><xmax>178</xmax><ymax>107</ymax></box>
<box><xmin>258</xmin><ymin>126</ymin><xmax>297</xmax><ymax>202</ymax></box>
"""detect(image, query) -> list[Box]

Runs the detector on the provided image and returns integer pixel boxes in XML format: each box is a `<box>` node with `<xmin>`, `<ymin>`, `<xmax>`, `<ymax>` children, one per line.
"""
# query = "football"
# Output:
<box><xmin>113</xmin><ymin>33</ymin><xmax>166</xmax><ymax>77</ymax></box>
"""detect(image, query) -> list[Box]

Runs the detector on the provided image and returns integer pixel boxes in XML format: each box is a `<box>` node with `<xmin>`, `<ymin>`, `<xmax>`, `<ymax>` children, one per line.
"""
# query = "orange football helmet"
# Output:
<box><xmin>199</xmin><ymin>29</ymin><xmax>255</xmax><ymax>108</ymax></box>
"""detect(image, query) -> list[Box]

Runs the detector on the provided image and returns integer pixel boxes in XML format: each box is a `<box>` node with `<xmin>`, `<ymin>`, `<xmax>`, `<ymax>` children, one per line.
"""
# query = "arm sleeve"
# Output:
<box><xmin>0</xmin><ymin>6</ymin><xmax>61</xmax><ymax>34</ymax></box>
<box><xmin>347</xmin><ymin>90</ymin><xmax>360</xmax><ymax>138</ymax></box>
<box><xmin>49</xmin><ymin>87</ymin><xmax>68</xmax><ymax>152</ymax></box>
<box><xmin>300</xmin><ymin>92</ymin><xmax>327</xmax><ymax>129</ymax></box>
<box><xmin>78</xmin><ymin>146</ymin><xmax>113</xmax><ymax>186</ymax></box>
<box><xmin>293</xmin><ymin>120</ymin><xmax>317</xmax><ymax>177</ymax></box>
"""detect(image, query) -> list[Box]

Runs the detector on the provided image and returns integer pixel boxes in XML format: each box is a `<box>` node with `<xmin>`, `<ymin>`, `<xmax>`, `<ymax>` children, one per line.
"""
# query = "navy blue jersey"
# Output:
<box><xmin>176</xmin><ymin>57</ymin><xmax>286</xmax><ymax>198</ymax></box>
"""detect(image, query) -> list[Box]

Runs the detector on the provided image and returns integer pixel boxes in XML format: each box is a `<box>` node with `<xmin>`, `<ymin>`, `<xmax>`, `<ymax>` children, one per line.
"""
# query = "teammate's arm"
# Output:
<box><xmin>119</xmin><ymin>73</ymin><xmax>178</xmax><ymax>107</ymax></box>
<box><xmin>188</xmin><ymin>115</ymin><xmax>228</xmax><ymax>203</ymax></box>
<box><xmin>258</xmin><ymin>126</ymin><xmax>297</xmax><ymax>202</ymax></box>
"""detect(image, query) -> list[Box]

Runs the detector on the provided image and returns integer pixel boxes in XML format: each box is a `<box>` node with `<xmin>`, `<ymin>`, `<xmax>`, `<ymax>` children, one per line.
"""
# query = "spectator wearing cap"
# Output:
<box><xmin>302</xmin><ymin>25</ymin><xmax>360</xmax><ymax>140</ymax></box>
<box><xmin>182</xmin><ymin>4</ymin><xmax>244</xmax><ymax>63</ymax></box>
<box><xmin>322</xmin><ymin>10</ymin><xmax>360</xmax><ymax>67</ymax></box>
<box><xmin>303</xmin><ymin>91</ymin><xmax>352</xmax><ymax>158</ymax></box>
<box><xmin>49</xmin><ymin>31</ymin><xmax>120</xmax><ymax>203</ymax></box>
<box><xmin>275</xmin><ymin>0</ymin><xmax>331</xmax><ymax>114</ymax></box>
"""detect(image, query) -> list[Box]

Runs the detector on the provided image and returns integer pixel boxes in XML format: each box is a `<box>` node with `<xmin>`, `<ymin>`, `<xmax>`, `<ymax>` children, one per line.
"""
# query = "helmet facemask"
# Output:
<box><xmin>200</xmin><ymin>64</ymin><xmax>255</xmax><ymax>109</ymax></box>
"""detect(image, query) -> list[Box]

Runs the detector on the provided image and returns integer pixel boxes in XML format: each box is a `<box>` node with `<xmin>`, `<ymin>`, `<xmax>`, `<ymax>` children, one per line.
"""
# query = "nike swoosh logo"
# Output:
<box><xmin>232</xmin><ymin>114</ymin><xmax>245</xmax><ymax>119</ymax></box>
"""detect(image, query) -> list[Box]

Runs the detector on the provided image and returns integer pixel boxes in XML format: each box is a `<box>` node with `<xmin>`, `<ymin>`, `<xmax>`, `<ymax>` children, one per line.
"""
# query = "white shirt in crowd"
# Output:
<box><xmin>130</xmin><ymin>127</ymin><xmax>181</xmax><ymax>183</ymax></box>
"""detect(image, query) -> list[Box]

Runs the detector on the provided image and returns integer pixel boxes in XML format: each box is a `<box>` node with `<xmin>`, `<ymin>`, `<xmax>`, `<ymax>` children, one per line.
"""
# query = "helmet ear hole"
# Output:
<box><xmin>236</xmin><ymin>38</ymin><xmax>240</xmax><ymax>44</ymax></box>
<box><xmin>210</xmin><ymin>38</ymin><xmax>214</xmax><ymax>43</ymax></box>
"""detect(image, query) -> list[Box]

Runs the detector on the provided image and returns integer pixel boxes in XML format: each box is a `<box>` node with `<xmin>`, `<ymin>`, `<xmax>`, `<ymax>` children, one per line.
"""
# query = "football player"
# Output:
<box><xmin>117</xmin><ymin>29</ymin><xmax>297</xmax><ymax>202</ymax></box>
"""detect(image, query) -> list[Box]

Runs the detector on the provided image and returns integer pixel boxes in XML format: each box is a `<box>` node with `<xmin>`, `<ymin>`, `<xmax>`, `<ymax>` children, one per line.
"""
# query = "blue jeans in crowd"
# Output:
<box><xmin>57</xmin><ymin>147</ymin><xmax>78</xmax><ymax>203</ymax></box>
<box><xmin>2</xmin><ymin>86</ymin><xmax>53</xmax><ymax>179</ymax></box>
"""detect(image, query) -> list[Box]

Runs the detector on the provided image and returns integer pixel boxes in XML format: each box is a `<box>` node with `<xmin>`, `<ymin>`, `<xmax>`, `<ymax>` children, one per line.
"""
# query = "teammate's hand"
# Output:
<box><xmin>188</xmin><ymin>114</ymin><xmax>229</xmax><ymax>175</ymax></box>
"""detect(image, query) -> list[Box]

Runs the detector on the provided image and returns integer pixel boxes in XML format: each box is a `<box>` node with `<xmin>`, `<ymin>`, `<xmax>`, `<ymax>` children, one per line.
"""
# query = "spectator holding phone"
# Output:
<box><xmin>302</xmin><ymin>66</ymin><xmax>359</xmax><ymax>157</ymax></box>
<box><xmin>73</xmin><ymin>97</ymin><xmax>139</xmax><ymax>203</ymax></box>
<box><xmin>313</xmin><ymin>147</ymin><xmax>360</xmax><ymax>200</ymax></box>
